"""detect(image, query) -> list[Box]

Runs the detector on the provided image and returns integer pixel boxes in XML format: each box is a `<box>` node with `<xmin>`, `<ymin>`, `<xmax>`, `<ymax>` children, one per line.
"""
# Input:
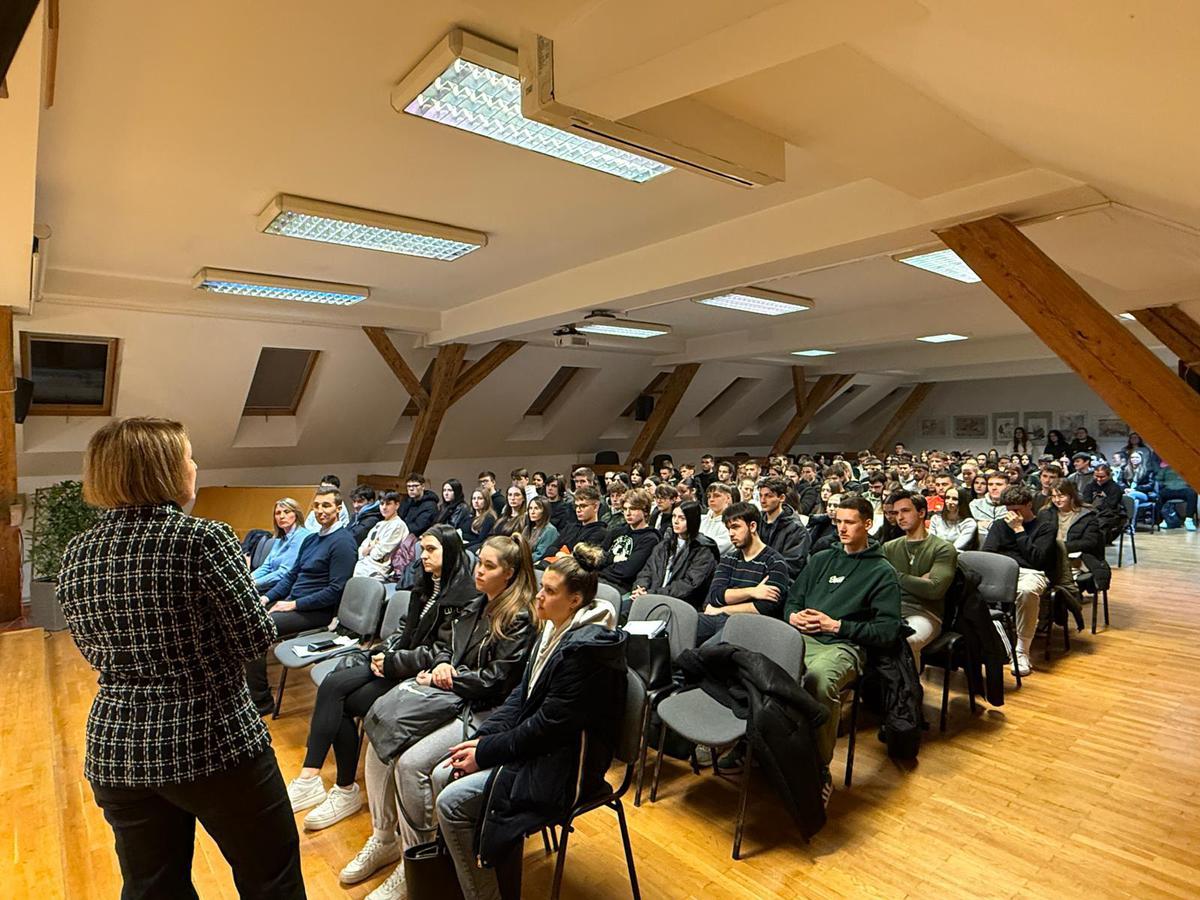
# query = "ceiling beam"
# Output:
<box><xmin>871</xmin><ymin>383</ymin><xmax>934</xmax><ymax>456</ymax></box>
<box><xmin>0</xmin><ymin>307</ymin><xmax>21</xmax><ymax>621</ymax></box>
<box><xmin>937</xmin><ymin>216</ymin><xmax>1200</xmax><ymax>488</ymax></box>
<box><xmin>771</xmin><ymin>372</ymin><xmax>854</xmax><ymax>455</ymax></box>
<box><xmin>401</xmin><ymin>343</ymin><xmax>467</xmax><ymax>478</ymax></box>
<box><xmin>363</xmin><ymin>326</ymin><xmax>429</xmax><ymax>411</ymax></box>
<box><xmin>627</xmin><ymin>363</ymin><xmax>701</xmax><ymax>465</ymax></box>
<box><xmin>1130</xmin><ymin>305</ymin><xmax>1200</xmax><ymax>367</ymax></box>
<box><xmin>791</xmin><ymin>365</ymin><xmax>808</xmax><ymax>416</ymax></box>
<box><xmin>449</xmin><ymin>340</ymin><xmax>525</xmax><ymax>406</ymax></box>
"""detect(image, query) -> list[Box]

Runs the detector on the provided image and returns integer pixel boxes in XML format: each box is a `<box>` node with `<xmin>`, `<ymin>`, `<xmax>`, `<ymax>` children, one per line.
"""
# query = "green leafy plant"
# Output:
<box><xmin>30</xmin><ymin>480</ymin><xmax>101</xmax><ymax>581</ymax></box>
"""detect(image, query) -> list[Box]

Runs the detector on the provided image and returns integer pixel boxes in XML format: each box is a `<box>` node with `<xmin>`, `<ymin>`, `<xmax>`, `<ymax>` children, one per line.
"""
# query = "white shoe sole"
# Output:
<box><xmin>288</xmin><ymin>783</ymin><xmax>327</xmax><ymax>814</ymax></box>
<box><xmin>340</xmin><ymin>843</ymin><xmax>403</xmax><ymax>886</ymax></box>
<box><xmin>304</xmin><ymin>794</ymin><xmax>364</xmax><ymax>831</ymax></box>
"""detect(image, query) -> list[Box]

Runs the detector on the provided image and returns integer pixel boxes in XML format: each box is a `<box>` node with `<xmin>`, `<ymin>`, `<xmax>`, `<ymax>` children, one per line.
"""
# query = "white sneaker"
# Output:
<box><xmin>303</xmin><ymin>783</ymin><xmax>363</xmax><ymax>831</ymax></box>
<box><xmin>1015</xmin><ymin>651</ymin><xmax>1032</xmax><ymax>677</ymax></box>
<box><xmin>286</xmin><ymin>775</ymin><xmax>326</xmax><ymax>813</ymax></box>
<box><xmin>340</xmin><ymin>836</ymin><xmax>403</xmax><ymax>885</ymax></box>
<box><xmin>366</xmin><ymin>864</ymin><xmax>406</xmax><ymax>900</ymax></box>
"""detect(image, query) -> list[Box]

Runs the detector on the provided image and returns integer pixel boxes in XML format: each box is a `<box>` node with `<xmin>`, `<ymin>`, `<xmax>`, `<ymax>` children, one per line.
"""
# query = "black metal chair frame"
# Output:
<box><xmin>921</xmin><ymin>630</ymin><xmax>978</xmax><ymax>733</ymax></box>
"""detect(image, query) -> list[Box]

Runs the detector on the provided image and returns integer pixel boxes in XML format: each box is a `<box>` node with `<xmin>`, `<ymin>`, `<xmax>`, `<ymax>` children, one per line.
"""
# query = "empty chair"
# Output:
<box><xmin>919</xmin><ymin>573</ymin><xmax>976</xmax><ymax>732</ymax></box>
<box><xmin>957</xmin><ymin>551</ymin><xmax>1022</xmax><ymax>687</ymax></box>
<box><xmin>309</xmin><ymin>589</ymin><xmax>411</xmax><ymax>688</ymax></box>
<box><xmin>271</xmin><ymin>577</ymin><xmax>386</xmax><ymax>716</ymax></box>
<box><xmin>650</xmin><ymin>615</ymin><xmax>803</xmax><ymax>859</ymax></box>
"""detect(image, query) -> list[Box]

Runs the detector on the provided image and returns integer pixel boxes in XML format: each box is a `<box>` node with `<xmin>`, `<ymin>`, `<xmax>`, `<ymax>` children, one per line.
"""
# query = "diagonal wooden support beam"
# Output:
<box><xmin>791</xmin><ymin>365</ymin><xmax>808</xmax><ymax>416</ymax></box>
<box><xmin>938</xmin><ymin>216</ymin><xmax>1200</xmax><ymax>487</ymax></box>
<box><xmin>0</xmin><ymin>307</ymin><xmax>21</xmax><ymax>621</ymax></box>
<box><xmin>401</xmin><ymin>343</ymin><xmax>467</xmax><ymax>477</ymax></box>
<box><xmin>363</xmin><ymin>326</ymin><xmax>429</xmax><ymax>411</ymax></box>
<box><xmin>1130</xmin><ymin>305</ymin><xmax>1200</xmax><ymax>367</ymax></box>
<box><xmin>872</xmin><ymin>383</ymin><xmax>934</xmax><ymax>456</ymax></box>
<box><xmin>449</xmin><ymin>340</ymin><xmax>525</xmax><ymax>406</ymax></box>
<box><xmin>771</xmin><ymin>372</ymin><xmax>854</xmax><ymax>456</ymax></box>
<box><xmin>627</xmin><ymin>364</ymin><xmax>701</xmax><ymax>464</ymax></box>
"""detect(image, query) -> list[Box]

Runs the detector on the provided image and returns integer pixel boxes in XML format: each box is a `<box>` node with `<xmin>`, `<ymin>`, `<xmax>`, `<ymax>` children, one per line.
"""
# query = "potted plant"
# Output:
<box><xmin>28</xmin><ymin>480</ymin><xmax>100</xmax><ymax>631</ymax></box>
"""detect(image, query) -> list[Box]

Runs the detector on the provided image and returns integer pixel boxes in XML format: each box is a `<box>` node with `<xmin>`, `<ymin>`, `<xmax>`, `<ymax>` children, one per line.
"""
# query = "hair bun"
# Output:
<box><xmin>571</xmin><ymin>542</ymin><xmax>604</xmax><ymax>572</ymax></box>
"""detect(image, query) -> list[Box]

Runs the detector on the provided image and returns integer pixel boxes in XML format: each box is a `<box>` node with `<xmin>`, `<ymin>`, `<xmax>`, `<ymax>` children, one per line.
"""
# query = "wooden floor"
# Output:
<box><xmin>4</xmin><ymin>529</ymin><xmax>1200</xmax><ymax>899</ymax></box>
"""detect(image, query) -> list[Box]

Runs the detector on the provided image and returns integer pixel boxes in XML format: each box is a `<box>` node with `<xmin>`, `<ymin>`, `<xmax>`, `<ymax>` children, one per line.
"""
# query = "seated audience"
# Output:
<box><xmin>928</xmin><ymin>491</ymin><xmax>977</xmax><ymax>550</ymax></box>
<box><xmin>555</xmin><ymin>485</ymin><xmax>609</xmax><ymax>553</ymax></box>
<box><xmin>757</xmin><ymin>475</ymin><xmax>812</xmax><ymax>579</ymax></box>
<box><xmin>970</xmin><ymin>472</ymin><xmax>1009</xmax><ymax>535</ymax></box>
<box><xmin>695</xmin><ymin>454</ymin><xmax>717</xmax><ymax>494</ymax></box>
<box><xmin>246</xmin><ymin>488</ymin><xmax>358</xmax><ymax>714</ymax></box>
<box><xmin>435</xmin><ymin>478</ymin><xmax>471</xmax><ymax>532</ymax></box>
<box><xmin>795</xmin><ymin>461</ymin><xmax>821</xmax><ymax>515</ymax></box>
<box><xmin>1081</xmin><ymin>463</ymin><xmax>1126</xmax><ymax>543</ymax></box>
<box><xmin>715</xmin><ymin>459</ymin><xmax>736</xmax><ymax>487</ymax></box>
<box><xmin>493</xmin><ymin>484</ymin><xmax>528</xmax><ymax>538</ymax></box>
<box><xmin>981</xmin><ymin>484</ymin><xmax>1057</xmax><ymax>676</ymax></box>
<box><xmin>434</xmin><ymin>547</ymin><xmax>623</xmax><ymax>900</ymax></box>
<box><xmin>649</xmin><ymin>483</ymin><xmax>679</xmax><ymax>536</ymax></box>
<box><xmin>304</xmin><ymin>474</ymin><xmax>351</xmax><ymax>531</ymax></box>
<box><xmin>676</xmin><ymin>477</ymin><xmax>698</xmax><ymax>504</ymax></box>
<box><xmin>532</xmin><ymin>471</ymin><xmax>548</xmax><ymax>494</ymax></box>
<box><xmin>349</xmin><ymin>534</ymin><xmax>538</xmax><ymax>899</ymax></box>
<box><xmin>700</xmin><ymin>482</ymin><xmax>735</xmax><ymax>555</ymax></box>
<box><xmin>510</xmin><ymin>467</ymin><xmax>538</xmax><ymax>503</ymax></box>
<box><xmin>544</xmin><ymin>476</ymin><xmax>573</xmax><ymax>532</ymax></box>
<box><xmin>881</xmin><ymin>491</ymin><xmax>957</xmax><ymax>668</ymax></box>
<box><xmin>698</xmin><ymin>502</ymin><xmax>791</xmax><ymax>643</ymax></box>
<box><xmin>1155</xmin><ymin>460</ymin><xmax>1198</xmax><ymax>529</ymax></box>
<box><xmin>598</xmin><ymin>488</ymin><xmax>661</xmax><ymax>593</ymax></box>
<box><xmin>250</xmin><ymin>497</ymin><xmax>310</xmax><ymax>592</ymax></box>
<box><xmin>1051</xmin><ymin>479</ymin><xmax>1112</xmax><ymax>595</ymax></box>
<box><xmin>1044</xmin><ymin>428</ymin><xmax>1070</xmax><ymax>459</ymax></box>
<box><xmin>1032</xmin><ymin>464</ymin><xmax>1064</xmax><ymax>512</ymax></box>
<box><xmin>463</xmin><ymin>489</ymin><xmax>497</xmax><ymax>549</ymax></box>
<box><xmin>630</xmin><ymin>500</ymin><xmax>719</xmax><ymax>610</ymax></box>
<box><xmin>1068</xmin><ymin>426</ymin><xmax>1099</xmax><ymax>456</ymax></box>
<box><xmin>399</xmin><ymin>473</ymin><xmax>439</xmax><ymax>537</ymax></box>
<box><xmin>353</xmin><ymin>491</ymin><xmax>409</xmax><ymax>580</ymax></box>
<box><xmin>784</xmin><ymin>495</ymin><xmax>901</xmax><ymax>802</ymax></box>
<box><xmin>521</xmin><ymin>496</ymin><xmax>561</xmax><ymax>561</ymax></box>
<box><xmin>479</xmin><ymin>471</ymin><xmax>505</xmax><ymax>516</ymax></box>
<box><xmin>348</xmin><ymin>486</ymin><xmax>383</xmax><ymax>544</ymax></box>
<box><xmin>1117</xmin><ymin>450</ymin><xmax>1158</xmax><ymax>516</ymax></box>
<box><xmin>737</xmin><ymin>475</ymin><xmax>759</xmax><ymax>507</ymax></box>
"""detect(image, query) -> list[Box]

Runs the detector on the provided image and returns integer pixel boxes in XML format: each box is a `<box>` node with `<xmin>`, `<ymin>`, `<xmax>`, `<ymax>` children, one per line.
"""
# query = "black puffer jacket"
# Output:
<box><xmin>473</xmin><ymin>625</ymin><xmax>627</xmax><ymax>866</ymax></box>
<box><xmin>633</xmin><ymin>534</ymin><xmax>719</xmax><ymax>609</ymax></box>
<box><xmin>1063</xmin><ymin>506</ymin><xmax>1112</xmax><ymax>591</ymax></box>
<box><xmin>795</xmin><ymin>481</ymin><xmax>820</xmax><ymax>516</ymax></box>
<box><xmin>759</xmin><ymin>504</ymin><xmax>811</xmax><ymax>580</ymax></box>
<box><xmin>381</xmin><ymin>566</ymin><xmax>476</xmax><ymax>680</ymax></box>
<box><xmin>430</xmin><ymin>595</ymin><xmax>536</xmax><ymax>710</ymax></box>
<box><xmin>400</xmin><ymin>489</ymin><xmax>439</xmax><ymax>536</ymax></box>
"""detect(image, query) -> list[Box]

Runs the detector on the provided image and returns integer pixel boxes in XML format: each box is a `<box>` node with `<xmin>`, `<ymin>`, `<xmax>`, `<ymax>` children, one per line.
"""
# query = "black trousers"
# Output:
<box><xmin>245</xmin><ymin>605</ymin><xmax>335</xmax><ymax>707</ymax></box>
<box><xmin>303</xmin><ymin>663</ymin><xmax>396</xmax><ymax>786</ymax></box>
<box><xmin>91</xmin><ymin>748</ymin><xmax>305</xmax><ymax>900</ymax></box>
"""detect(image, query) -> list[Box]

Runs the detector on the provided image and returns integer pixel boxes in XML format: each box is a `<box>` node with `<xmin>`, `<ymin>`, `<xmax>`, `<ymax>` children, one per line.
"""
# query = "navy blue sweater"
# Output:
<box><xmin>265</xmin><ymin>527</ymin><xmax>357</xmax><ymax>611</ymax></box>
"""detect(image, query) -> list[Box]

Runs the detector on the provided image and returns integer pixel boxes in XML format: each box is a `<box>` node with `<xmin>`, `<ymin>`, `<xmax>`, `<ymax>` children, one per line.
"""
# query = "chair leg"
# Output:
<box><xmin>1091</xmin><ymin>590</ymin><xmax>1098</xmax><ymax>634</ymax></box>
<box><xmin>613</xmin><ymin>801</ymin><xmax>641</xmax><ymax>899</ymax></box>
<box><xmin>1117</xmin><ymin>532</ymin><xmax>1125</xmax><ymax>567</ymax></box>
<box><xmin>732</xmin><ymin>741</ymin><xmax>754</xmax><ymax>860</ymax></box>
<box><xmin>939</xmin><ymin>665</ymin><xmax>950</xmax><ymax>733</ymax></box>
<box><xmin>710</xmin><ymin>746</ymin><xmax>720</xmax><ymax>776</ymax></box>
<box><xmin>845</xmin><ymin>681</ymin><xmax>860</xmax><ymax>788</ymax></box>
<box><xmin>272</xmin><ymin>667</ymin><xmax>289</xmax><ymax>719</ymax></box>
<box><xmin>650</xmin><ymin>720</ymin><xmax>668</xmax><ymax>803</ymax></box>
<box><xmin>550</xmin><ymin>821</ymin><xmax>572</xmax><ymax>900</ymax></box>
<box><xmin>633</xmin><ymin>696</ymin><xmax>653</xmax><ymax>808</ymax></box>
<box><xmin>1131</xmin><ymin>530</ymin><xmax>1137</xmax><ymax>564</ymax></box>
<box><xmin>1103</xmin><ymin>590</ymin><xmax>1110</xmax><ymax>627</ymax></box>
<box><xmin>541</xmin><ymin>827</ymin><xmax>552</xmax><ymax>855</ymax></box>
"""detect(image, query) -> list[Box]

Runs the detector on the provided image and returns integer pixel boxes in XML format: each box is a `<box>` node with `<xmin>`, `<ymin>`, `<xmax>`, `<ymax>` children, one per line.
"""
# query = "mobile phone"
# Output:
<box><xmin>307</xmin><ymin>638</ymin><xmax>338</xmax><ymax>652</ymax></box>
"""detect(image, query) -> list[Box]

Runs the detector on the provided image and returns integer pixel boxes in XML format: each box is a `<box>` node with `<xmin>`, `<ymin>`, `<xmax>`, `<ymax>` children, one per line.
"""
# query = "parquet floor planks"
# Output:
<box><xmin>4</xmin><ymin>530</ymin><xmax>1199</xmax><ymax>898</ymax></box>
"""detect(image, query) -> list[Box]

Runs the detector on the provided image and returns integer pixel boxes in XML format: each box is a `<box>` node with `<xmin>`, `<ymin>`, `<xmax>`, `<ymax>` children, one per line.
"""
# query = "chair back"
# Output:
<box><xmin>250</xmin><ymin>537</ymin><xmax>276</xmax><ymax>570</ymax></box>
<box><xmin>721</xmin><ymin>616</ymin><xmax>804</xmax><ymax>679</ymax></box>
<box><xmin>958</xmin><ymin>551</ymin><xmax>1019</xmax><ymax>607</ymax></box>
<box><xmin>337</xmin><ymin>577</ymin><xmax>387</xmax><ymax>637</ymax></box>
<box><xmin>595</xmin><ymin>582</ymin><xmax>622</xmax><ymax>610</ymax></box>
<box><xmin>534</xmin><ymin>567</ymin><xmax>544</xmax><ymax>586</ymax></box>
<box><xmin>615</xmin><ymin>670</ymin><xmax>648</xmax><ymax>765</ymax></box>
<box><xmin>1121</xmin><ymin>493</ymin><xmax>1137</xmax><ymax>524</ymax></box>
<box><xmin>627</xmin><ymin>594</ymin><xmax>698</xmax><ymax>661</ymax></box>
<box><xmin>380</xmin><ymin>590</ymin><xmax>411</xmax><ymax>639</ymax></box>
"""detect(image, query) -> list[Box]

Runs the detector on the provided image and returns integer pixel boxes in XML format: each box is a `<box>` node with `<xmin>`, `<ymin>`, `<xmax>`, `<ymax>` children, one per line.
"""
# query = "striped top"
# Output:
<box><xmin>705</xmin><ymin>543</ymin><xmax>792</xmax><ymax>618</ymax></box>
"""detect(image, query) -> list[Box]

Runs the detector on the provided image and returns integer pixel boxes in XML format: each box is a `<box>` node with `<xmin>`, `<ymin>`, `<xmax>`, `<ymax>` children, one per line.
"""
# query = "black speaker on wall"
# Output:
<box><xmin>14</xmin><ymin>377</ymin><xmax>33</xmax><ymax>423</ymax></box>
<box><xmin>633</xmin><ymin>394</ymin><xmax>654</xmax><ymax>421</ymax></box>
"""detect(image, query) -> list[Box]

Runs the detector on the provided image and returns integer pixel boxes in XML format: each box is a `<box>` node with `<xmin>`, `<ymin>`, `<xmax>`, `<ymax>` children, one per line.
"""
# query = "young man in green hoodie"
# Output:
<box><xmin>784</xmin><ymin>494</ymin><xmax>901</xmax><ymax>795</ymax></box>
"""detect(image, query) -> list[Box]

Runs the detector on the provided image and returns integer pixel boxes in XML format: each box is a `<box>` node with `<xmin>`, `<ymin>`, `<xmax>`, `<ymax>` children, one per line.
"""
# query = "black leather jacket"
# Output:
<box><xmin>381</xmin><ymin>566</ymin><xmax>476</xmax><ymax>680</ymax></box>
<box><xmin>431</xmin><ymin>594</ymin><xmax>536</xmax><ymax>709</ymax></box>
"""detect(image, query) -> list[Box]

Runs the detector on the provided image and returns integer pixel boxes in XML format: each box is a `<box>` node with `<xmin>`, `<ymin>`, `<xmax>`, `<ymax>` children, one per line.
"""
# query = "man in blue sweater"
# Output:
<box><xmin>245</xmin><ymin>488</ymin><xmax>357</xmax><ymax>714</ymax></box>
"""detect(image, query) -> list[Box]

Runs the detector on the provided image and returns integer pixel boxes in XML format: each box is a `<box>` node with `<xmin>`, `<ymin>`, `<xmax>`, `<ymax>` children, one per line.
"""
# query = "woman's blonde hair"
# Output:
<box><xmin>83</xmin><ymin>417</ymin><xmax>191</xmax><ymax>508</ymax></box>
<box><xmin>478</xmin><ymin>533</ymin><xmax>538</xmax><ymax>641</ymax></box>
<box><xmin>272</xmin><ymin>498</ymin><xmax>305</xmax><ymax>538</ymax></box>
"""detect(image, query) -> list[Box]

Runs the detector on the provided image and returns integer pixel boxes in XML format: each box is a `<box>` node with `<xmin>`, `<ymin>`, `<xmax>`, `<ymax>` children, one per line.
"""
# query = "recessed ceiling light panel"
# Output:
<box><xmin>791</xmin><ymin>349</ymin><xmax>837</xmax><ymax>357</ymax></box>
<box><xmin>258</xmin><ymin>195</ymin><xmax>486</xmax><ymax>260</ymax></box>
<box><xmin>572</xmin><ymin>313</ymin><xmax>672</xmax><ymax>339</ymax></box>
<box><xmin>393</xmin><ymin>31</ymin><xmax>671</xmax><ymax>183</ymax></box>
<box><xmin>193</xmin><ymin>268</ymin><xmax>368</xmax><ymax>306</ymax></box>
<box><xmin>695</xmin><ymin>287</ymin><xmax>813</xmax><ymax>316</ymax></box>
<box><xmin>916</xmin><ymin>333</ymin><xmax>969</xmax><ymax>343</ymax></box>
<box><xmin>1118</xmin><ymin>312</ymin><xmax>1136</xmax><ymax>321</ymax></box>
<box><xmin>894</xmin><ymin>248</ymin><xmax>982</xmax><ymax>283</ymax></box>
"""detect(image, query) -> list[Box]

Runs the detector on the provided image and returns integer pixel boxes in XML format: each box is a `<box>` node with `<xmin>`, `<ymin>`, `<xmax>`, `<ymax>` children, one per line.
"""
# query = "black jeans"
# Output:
<box><xmin>303</xmin><ymin>662</ymin><xmax>396</xmax><ymax>786</ymax></box>
<box><xmin>245</xmin><ymin>605</ymin><xmax>335</xmax><ymax>708</ymax></box>
<box><xmin>1158</xmin><ymin>486</ymin><xmax>1199</xmax><ymax>521</ymax></box>
<box><xmin>91</xmin><ymin>748</ymin><xmax>305</xmax><ymax>900</ymax></box>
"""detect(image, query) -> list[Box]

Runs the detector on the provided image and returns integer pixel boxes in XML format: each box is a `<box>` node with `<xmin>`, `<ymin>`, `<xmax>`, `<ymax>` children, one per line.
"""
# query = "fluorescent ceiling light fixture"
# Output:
<box><xmin>573</xmin><ymin>313</ymin><xmax>671</xmax><ymax>339</ymax></box>
<box><xmin>193</xmin><ymin>268</ymin><xmax>368</xmax><ymax>306</ymax></box>
<box><xmin>258</xmin><ymin>194</ymin><xmax>485</xmax><ymax>261</ymax></box>
<box><xmin>694</xmin><ymin>287</ymin><xmax>813</xmax><ymax>316</ymax></box>
<box><xmin>791</xmin><ymin>349</ymin><xmax>837</xmax><ymax>357</ymax></box>
<box><xmin>1117</xmin><ymin>312</ymin><xmax>1137</xmax><ymax>321</ymax></box>
<box><xmin>392</xmin><ymin>31</ymin><xmax>671</xmax><ymax>183</ymax></box>
<box><xmin>894</xmin><ymin>248</ymin><xmax>981</xmax><ymax>283</ymax></box>
<box><xmin>916</xmin><ymin>333</ymin><xmax>969</xmax><ymax>343</ymax></box>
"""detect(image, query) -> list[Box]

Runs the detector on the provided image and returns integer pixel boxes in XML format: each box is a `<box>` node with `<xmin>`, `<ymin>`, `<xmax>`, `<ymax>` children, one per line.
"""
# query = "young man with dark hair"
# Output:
<box><xmin>971</xmin><ymin>472</ymin><xmax>1009</xmax><ymax>535</ymax></box>
<box><xmin>479</xmin><ymin>471</ymin><xmax>504</xmax><ymax>516</ymax></box>
<box><xmin>649</xmin><ymin>483</ymin><xmax>680</xmax><ymax>536</ymax></box>
<box><xmin>697</xmin><ymin>502</ymin><xmax>791</xmax><ymax>643</ymax></box>
<box><xmin>399</xmin><ymin>473</ymin><xmax>438</xmax><ymax>537</ymax></box>
<box><xmin>1032</xmin><ymin>464</ymin><xmax>1064</xmax><ymax>513</ymax></box>
<box><xmin>795</xmin><ymin>461</ymin><xmax>821</xmax><ymax>515</ymax></box>
<box><xmin>784</xmin><ymin>494</ymin><xmax>901</xmax><ymax>802</ymax></box>
<box><xmin>1067</xmin><ymin>452</ymin><xmax>1094</xmax><ymax>493</ymax></box>
<box><xmin>982</xmin><ymin>484</ymin><xmax>1057</xmax><ymax>676</ymax></box>
<box><xmin>695</xmin><ymin>454</ymin><xmax>717</xmax><ymax>495</ymax></box>
<box><xmin>1082</xmin><ymin>463</ymin><xmax>1126</xmax><ymax>542</ymax></box>
<box><xmin>757</xmin><ymin>475</ymin><xmax>811</xmax><ymax>579</ymax></box>
<box><xmin>1068</xmin><ymin>427</ymin><xmax>1099</xmax><ymax>456</ymax></box>
<box><xmin>700</xmin><ymin>483</ymin><xmax>735</xmax><ymax>555</ymax></box>
<box><xmin>347</xmin><ymin>485</ymin><xmax>382</xmax><ymax>544</ymax></box>
<box><xmin>352</xmin><ymin>491</ymin><xmax>409</xmax><ymax>581</ymax></box>
<box><xmin>599</xmin><ymin>488</ymin><xmax>661</xmax><ymax>593</ymax></box>
<box><xmin>510</xmin><ymin>467</ymin><xmax>537</xmax><ymax>503</ymax></box>
<box><xmin>881</xmin><ymin>490</ymin><xmax>957</xmax><ymax>667</ymax></box>
<box><xmin>554</xmin><ymin>485</ymin><xmax>609</xmax><ymax>554</ymax></box>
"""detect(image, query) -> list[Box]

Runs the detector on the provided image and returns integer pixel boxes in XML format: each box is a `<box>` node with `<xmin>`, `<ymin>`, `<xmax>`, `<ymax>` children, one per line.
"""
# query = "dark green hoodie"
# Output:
<box><xmin>783</xmin><ymin>540</ymin><xmax>901</xmax><ymax>648</ymax></box>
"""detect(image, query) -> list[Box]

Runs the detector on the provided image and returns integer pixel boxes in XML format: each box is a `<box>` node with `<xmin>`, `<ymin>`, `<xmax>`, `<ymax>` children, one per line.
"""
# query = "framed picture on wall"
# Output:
<box><xmin>992</xmin><ymin>411</ymin><xmax>1019</xmax><ymax>445</ymax></box>
<box><xmin>1058</xmin><ymin>411</ymin><xmax>1087</xmax><ymax>433</ymax></box>
<box><xmin>1023</xmin><ymin>410</ymin><xmax>1052</xmax><ymax>445</ymax></box>
<box><xmin>1097</xmin><ymin>417</ymin><xmax>1128</xmax><ymax>438</ymax></box>
<box><xmin>953</xmin><ymin>415</ymin><xmax>987</xmax><ymax>439</ymax></box>
<box><xmin>919</xmin><ymin>417</ymin><xmax>947</xmax><ymax>438</ymax></box>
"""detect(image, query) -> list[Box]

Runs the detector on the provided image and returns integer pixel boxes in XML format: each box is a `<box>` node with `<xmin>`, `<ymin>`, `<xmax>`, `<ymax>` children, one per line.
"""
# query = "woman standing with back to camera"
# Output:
<box><xmin>57</xmin><ymin>418</ymin><xmax>305</xmax><ymax>899</ymax></box>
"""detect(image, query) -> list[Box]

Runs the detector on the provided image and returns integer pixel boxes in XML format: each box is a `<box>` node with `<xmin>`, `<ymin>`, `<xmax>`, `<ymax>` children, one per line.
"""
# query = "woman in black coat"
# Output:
<box><xmin>435</xmin><ymin>478</ymin><xmax>472</xmax><ymax>533</ymax></box>
<box><xmin>435</xmin><ymin>546</ymin><xmax>627</xmax><ymax>900</ymax></box>
<box><xmin>630</xmin><ymin>499</ymin><xmax>719</xmax><ymax>609</ymax></box>
<box><xmin>1051</xmin><ymin>481</ymin><xmax>1113</xmax><ymax>591</ymax></box>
